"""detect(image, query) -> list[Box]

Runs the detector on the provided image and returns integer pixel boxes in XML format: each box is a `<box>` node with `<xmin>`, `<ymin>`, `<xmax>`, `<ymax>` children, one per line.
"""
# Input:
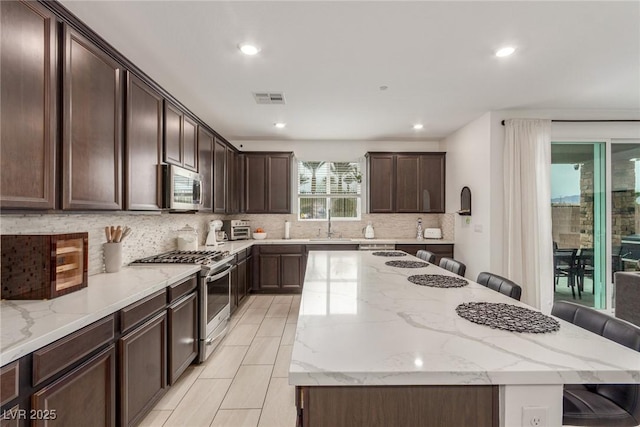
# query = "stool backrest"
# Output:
<box><xmin>438</xmin><ymin>257</ymin><xmax>466</xmax><ymax>277</ymax></box>
<box><xmin>476</xmin><ymin>272</ymin><xmax>522</xmax><ymax>301</ymax></box>
<box><xmin>551</xmin><ymin>301</ymin><xmax>640</xmax><ymax>422</ymax></box>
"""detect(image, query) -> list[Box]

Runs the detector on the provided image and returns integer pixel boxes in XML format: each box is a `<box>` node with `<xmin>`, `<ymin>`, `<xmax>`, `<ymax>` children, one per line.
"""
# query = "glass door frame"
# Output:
<box><xmin>552</xmin><ymin>139</ymin><xmax>611</xmax><ymax>312</ymax></box>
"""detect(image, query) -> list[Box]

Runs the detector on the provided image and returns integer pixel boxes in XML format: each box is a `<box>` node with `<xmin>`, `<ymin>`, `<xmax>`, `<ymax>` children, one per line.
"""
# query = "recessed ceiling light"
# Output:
<box><xmin>495</xmin><ymin>47</ymin><xmax>516</xmax><ymax>57</ymax></box>
<box><xmin>274</xmin><ymin>122</ymin><xmax>286</xmax><ymax>129</ymax></box>
<box><xmin>413</xmin><ymin>124</ymin><xmax>424</xmax><ymax>130</ymax></box>
<box><xmin>239</xmin><ymin>43</ymin><xmax>260</xmax><ymax>55</ymax></box>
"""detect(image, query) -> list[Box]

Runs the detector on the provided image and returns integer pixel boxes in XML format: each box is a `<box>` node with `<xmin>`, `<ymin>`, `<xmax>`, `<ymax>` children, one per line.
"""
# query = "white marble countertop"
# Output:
<box><xmin>0</xmin><ymin>264</ymin><xmax>199</xmax><ymax>366</ymax></box>
<box><xmin>207</xmin><ymin>238</ymin><xmax>454</xmax><ymax>247</ymax></box>
<box><xmin>289</xmin><ymin>251</ymin><xmax>640</xmax><ymax>386</ymax></box>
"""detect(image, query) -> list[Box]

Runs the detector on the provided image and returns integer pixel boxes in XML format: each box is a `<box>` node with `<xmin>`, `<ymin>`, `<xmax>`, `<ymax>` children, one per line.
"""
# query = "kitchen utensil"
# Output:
<box><xmin>205</xmin><ymin>220</ymin><xmax>224</xmax><ymax>247</ymax></box>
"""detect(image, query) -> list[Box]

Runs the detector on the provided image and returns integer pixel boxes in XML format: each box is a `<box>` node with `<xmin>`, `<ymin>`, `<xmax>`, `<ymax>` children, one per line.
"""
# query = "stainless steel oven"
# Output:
<box><xmin>198</xmin><ymin>259</ymin><xmax>233</xmax><ymax>362</ymax></box>
<box><xmin>130</xmin><ymin>250</ymin><xmax>233</xmax><ymax>363</ymax></box>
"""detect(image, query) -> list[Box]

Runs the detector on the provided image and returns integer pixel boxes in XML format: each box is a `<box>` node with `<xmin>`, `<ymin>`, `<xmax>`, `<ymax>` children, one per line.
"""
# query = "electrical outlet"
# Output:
<box><xmin>522</xmin><ymin>406</ymin><xmax>548</xmax><ymax>427</ymax></box>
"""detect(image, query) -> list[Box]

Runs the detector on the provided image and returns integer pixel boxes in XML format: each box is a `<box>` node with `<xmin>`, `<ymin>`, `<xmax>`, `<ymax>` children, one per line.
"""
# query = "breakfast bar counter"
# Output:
<box><xmin>289</xmin><ymin>251</ymin><xmax>640</xmax><ymax>426</ymax></box>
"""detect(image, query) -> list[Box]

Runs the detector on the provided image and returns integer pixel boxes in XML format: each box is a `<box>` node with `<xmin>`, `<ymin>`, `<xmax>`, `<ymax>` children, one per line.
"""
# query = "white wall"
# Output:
<box><xmin>442</xmin><ymin>112</ymin><xmax>493</xmax><ymax>280</ymax></box>
<box><xmin>230</xmin><ymin>140</ymin><xmax>442</xmax><ymax>160</ymax></box>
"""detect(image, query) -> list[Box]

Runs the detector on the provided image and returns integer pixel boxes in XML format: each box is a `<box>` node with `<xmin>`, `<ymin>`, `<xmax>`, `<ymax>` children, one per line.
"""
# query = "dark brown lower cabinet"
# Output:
<box><xmin>230</xmin><ymin>263</ymin><xmax>239</xmax><ymax>313</ymax></box>
<box><xmin>258</xmin><ymin>254</ymin><xmax>281</xmax><ymax>290</ymax></box>
<box><xmin>167</xmin><ymin>292</ymin><xmax>198</xmax><ymax>385</ymax></box>
<box><xmin>396</xmin><ymin>244</ymin><xmax>454</xmax><ymax>265</ymax></box>
<box><xmin>31</xmin><ymin>346</ymin><xmax>116</xmax><ymax>427</ymax></box>
<box><xmin>237</xmin><ymin>257</ymin><xmax>248</xmax><ymax>304</ymax></box>
<box><xmin>119</xmin><ymin>312</ymin><xmax>167</xmax><ymax>427</ymax></box>
<box><xmin>296</xmin><ymin>385</ymin><xmax>498</xmax><ymax>427</ymax></box>
<box><xmin>281</xmin><ymin>254</ymin><xmax>304</xmax><ymax>290</ymax></box>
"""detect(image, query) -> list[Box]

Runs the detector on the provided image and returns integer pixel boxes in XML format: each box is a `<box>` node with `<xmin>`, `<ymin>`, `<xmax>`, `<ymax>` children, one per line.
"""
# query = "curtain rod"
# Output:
<box><xmin>500</xmin><ymin>119</ymin><xmax>640</xmax><ymax>126</ymax></box>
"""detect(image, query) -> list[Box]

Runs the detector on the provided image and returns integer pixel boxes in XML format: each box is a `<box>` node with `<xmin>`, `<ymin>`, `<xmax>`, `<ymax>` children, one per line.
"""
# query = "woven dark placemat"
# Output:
<box><xmin>408</xmin><ymin>274</ymin><xmax>468</xmax><ymax>288</ymax></box>
<box><xmin>384</xmin><ymin>260</ymin><xmax>430</xmax><ymax>268</ymax></box>
<box><xmin>371</xmin><ymin>251</ymin><xmax>407</xmax><ymax>257</ymax></box>
<box><xmin>455</xmin><ymin>302</ymin><xmax>560</xmax><ymax>333</ymax></box>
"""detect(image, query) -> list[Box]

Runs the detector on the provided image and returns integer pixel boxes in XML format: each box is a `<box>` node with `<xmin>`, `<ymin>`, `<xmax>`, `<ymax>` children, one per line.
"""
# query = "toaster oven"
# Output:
<box><xmin>222</xmin><ymin>220</ymin><xmax>251</xmax><ymax>240</ymax></box>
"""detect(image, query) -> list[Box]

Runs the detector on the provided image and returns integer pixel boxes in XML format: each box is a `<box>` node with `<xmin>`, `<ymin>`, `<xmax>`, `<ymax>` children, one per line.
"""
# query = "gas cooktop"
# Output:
<box><xmin>130</xmin><ymin>250</ymin><xmax>231</xmax><ymax>267</ymax></box>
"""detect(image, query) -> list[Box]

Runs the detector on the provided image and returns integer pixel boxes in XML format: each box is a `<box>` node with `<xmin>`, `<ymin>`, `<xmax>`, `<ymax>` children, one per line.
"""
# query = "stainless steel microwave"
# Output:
<box><xmin>162</xmin><ymin>164</ymin><xmax>203</xmax><ymax>211</ymax></box>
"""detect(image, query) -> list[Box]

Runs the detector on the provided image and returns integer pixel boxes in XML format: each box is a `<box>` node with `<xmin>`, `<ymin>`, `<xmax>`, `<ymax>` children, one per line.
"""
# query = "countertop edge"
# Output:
<box><xmin>0</xmin><ymin>265</ymin><xmax>200</xmax><ymax>366</ymax></box>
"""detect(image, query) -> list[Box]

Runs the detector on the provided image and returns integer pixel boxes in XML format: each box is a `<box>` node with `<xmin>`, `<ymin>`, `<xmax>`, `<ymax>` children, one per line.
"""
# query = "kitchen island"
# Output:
<box><xmin>289</xmin><ymin>251</ymin><xmax>640</xmax><ymax>426</ymax></box>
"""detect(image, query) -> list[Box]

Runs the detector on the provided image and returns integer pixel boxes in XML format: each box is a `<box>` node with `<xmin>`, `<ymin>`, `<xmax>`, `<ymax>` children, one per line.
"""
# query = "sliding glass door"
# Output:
<box><xmin>551</xmin><ymin>142</ymin><xmax>606</xmax><ymax>309</ymax></box>
<box><xmin>610</xmin><ymin>141</ymin><xmax>640</xmax><ymax>310</ymax></box>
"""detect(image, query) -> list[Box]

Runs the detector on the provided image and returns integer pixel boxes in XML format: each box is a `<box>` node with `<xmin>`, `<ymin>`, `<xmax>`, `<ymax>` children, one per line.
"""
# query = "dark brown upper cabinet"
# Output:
<box><xmin>226</xmin><ymin>147</ymin><xmax>240</xmax><ymax>214</ymax></box>
<box><xmin>183</xmin><ymin>115</ymin><xmax>198</xmax><ymax>171</ymax></box>
<box><xmin>163</xmin><ymin>101</ymin><xmax>198</xmax><ymax>172</ymax></box>
<box><xmin>367</xmin><ymin>154</ymin><xmax>395</xmax><ymax>213</ymax></box>
<box><xmin>367</xmin><ymin>152</ymin><xmax>445</xmax><ymax>214</ymax></box>
<box><xmin>198</xmin><ymin>127</ymin><xmax>214</xmax><ymax>211</ymax></box>
<box><xmin>62</xmin><ymin>24</ymin><xmax>123</xmax><ymax>210</ymax></box>
<box><xmin>244</xmin><ymin>152</ymin><xmax>292</xmax><ymax>214</ymax></box>
<box><xmin>213</xmin><ymin>138</ymin><xmax>227</xmax><ymax>213</ymax></box>
<box><xmin>125</xmin><ymin>73</ymin><xmax>163</xmax><ymax>211</ymax></box>
<box><xmin>419</xmin><ymin>153</ymin><xmax>446</xmax><ymax>213</ymax></box>
<box><xmin>0</xmin><ymin>0</ymin><xmax>58</xmax><ymax>209</ymax></box>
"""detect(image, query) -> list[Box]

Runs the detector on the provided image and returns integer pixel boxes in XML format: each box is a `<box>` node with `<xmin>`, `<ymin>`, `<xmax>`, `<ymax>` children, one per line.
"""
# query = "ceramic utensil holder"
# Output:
<box><xmin>104</xmin><ymin>242</ymin><xmax>122</xmax><ymax>273</ymax></box>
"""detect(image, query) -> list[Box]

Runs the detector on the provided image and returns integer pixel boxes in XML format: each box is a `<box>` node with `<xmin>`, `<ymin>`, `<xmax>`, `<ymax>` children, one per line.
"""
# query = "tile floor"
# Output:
<box><xmin>140</xmin><ymin>295</ymin><xmax>299</xmax><ymax>427</ymax></box>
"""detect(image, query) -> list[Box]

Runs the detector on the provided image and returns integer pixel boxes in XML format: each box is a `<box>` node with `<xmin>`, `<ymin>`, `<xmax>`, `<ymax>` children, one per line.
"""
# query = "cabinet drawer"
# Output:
<box><xmin>236</xmin><ymin>248</ymin><xmax>247</xmax><ymax>262</ymax></box>
<box><xmin>120</xmin><ymin>289</ymin><xmax>166</xmax><ymax>333</ymax></box>
<box><xmin>259</xmin><ymin>245</ymin><xmax>304</xmax><ymax>254</ymax></box>
<box><xmin>32</xmin><ymin>315</ymin><xmax>115</xmax><ymax>386</ymax></box>
<box><xmin>166</xmin><ymin>275</ymin><xmax>197</xmax><ymax>304</ymax></box>
<box><xmin>0</xmin><ymin>361</ymin><xmax>19</xmax><ymax>406</ymax></box>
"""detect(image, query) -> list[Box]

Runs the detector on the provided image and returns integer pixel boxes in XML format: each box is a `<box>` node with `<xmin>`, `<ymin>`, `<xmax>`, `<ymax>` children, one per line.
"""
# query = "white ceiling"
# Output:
<box><xmin>60</xmin><ymin>1</ymin><xmax>640</xmax><ymax>142</ymax></box>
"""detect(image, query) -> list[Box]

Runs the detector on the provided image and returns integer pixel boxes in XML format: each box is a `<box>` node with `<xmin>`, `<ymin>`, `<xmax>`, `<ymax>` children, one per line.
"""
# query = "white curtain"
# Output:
<box><xmin>503</xmin><ymin>119</ymin><xmax>554</xmax><ymax>311</ymax></box>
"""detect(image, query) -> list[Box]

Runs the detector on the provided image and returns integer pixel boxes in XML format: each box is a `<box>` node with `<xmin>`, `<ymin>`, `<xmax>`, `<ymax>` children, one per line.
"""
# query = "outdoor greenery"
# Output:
<box><xmin>298</xmin><ymin>161</ymin><xmax>361</xmax><ymax>219</ymax></box>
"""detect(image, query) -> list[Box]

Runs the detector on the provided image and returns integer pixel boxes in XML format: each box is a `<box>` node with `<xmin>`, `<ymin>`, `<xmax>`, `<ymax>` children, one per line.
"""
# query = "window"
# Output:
<box><xmin>297</xmin><ymin>161</ymin><xmax>362</xmax><ymax>220</ymax></box>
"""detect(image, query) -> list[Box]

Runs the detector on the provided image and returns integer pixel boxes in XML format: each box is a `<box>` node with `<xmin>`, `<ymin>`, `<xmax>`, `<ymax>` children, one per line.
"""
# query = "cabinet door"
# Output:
<box><xmin>183</xmin><ymin>115</ymin><xmax>198</xmax><ymax>171</ymax></box>
<box><xmin>198</xmin><ymin>127</ymin><xmax>214</xmax><ymax>210</ymax></box>
<box><xmin>62</xmin><ymin>25</ymin><xmax>123</xmax><ymax>210</ymax></box>
<box><xmin>32</xmin><ymin>346</ymin><xmax>116</xmax><ymax>427</ymax></box>
<box><xmin>119</xmin><ymin>312</ymin><xmax>167</xmax><ymax>427</ymax></box>
<box><xmin>163</xmin><ymin>101</ymin><xmax>182</xmax><ymax>166</ymax></box>
<box><xmin>237</xmin><ymin>258</ymin><xmax>248</xmax><ymax>304</ymax></box>
<box><xmin>125</xmin><ymin>73</ymin><xmax>163</xmax><ymax>210</ymax></box>
<box><xmin>268</xmin><ymin>154</ymin><xmax>291</xmax><ymax>213</ymax></box>
<box><xmin>419</xmin><ymin>154</ymin><xmax>446</xmax><ymax>213</ymax></box>
<box><xmin>281</xmin><ymin>254</ymin><xmax>303</xmax><ymax>289</ymax></box>
<box><xmin>396</xmin><ymin>155</ymin><xmax>420</xmax><ymax>213</ymax></box>
<box><xmin>230</xmin><ymin>264</ymin><xmax>239</xmax><ymax>313</ymax></box>
<box><xmin>244</xmin><ymin>154</ymin><xmax>268</xmax><ymax>213</ymax></box>
<box><xmin>259</xmin><ymin>255</ymin><xmax>281</xmax><ymax>290</ymax></box>
<box><xmin>368</xmin><ymin>154</ymin><xmax>394</xmax><ymax>213</ymax></box>
<box><xmin>0</xmin><ymin>0</ymin><xmax>57</xmax><ymax>209</ymax></box>
<box><xmin>226</xmin><ymin>148</ymin><xmax>239</xmax><ymax>213</ymax></box>
<box><xmin>167</xmin><ymin>293</ymin><xmax>197</xmax><ymax>385</ymax></box>
<box><xmin>213</xmin><ymin>138</ymin><xmax>227</xmax><ymax>213</ymax></box>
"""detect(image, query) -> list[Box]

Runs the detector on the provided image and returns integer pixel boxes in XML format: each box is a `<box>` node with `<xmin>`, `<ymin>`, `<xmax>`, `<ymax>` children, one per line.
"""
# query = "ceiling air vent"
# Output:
<box><xmin>253</xmin><ymin>92</ymin><xmax>286</xmax><ymax>104</ymax></box>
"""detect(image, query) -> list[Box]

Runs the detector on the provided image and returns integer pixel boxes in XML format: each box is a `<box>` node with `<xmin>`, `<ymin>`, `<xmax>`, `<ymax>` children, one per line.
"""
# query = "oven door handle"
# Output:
<box><xmin>206</xmin><ymin>265</ymin><xmax>232</xmax><ymax>282</ymax></box>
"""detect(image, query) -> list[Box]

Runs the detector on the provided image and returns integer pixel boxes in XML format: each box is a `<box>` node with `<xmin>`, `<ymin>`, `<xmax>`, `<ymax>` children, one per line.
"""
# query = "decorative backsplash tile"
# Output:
<box><xmin>0</xmin><ymin>212</ymin><xmax>454</xmax><ymax>276</ymax></box>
